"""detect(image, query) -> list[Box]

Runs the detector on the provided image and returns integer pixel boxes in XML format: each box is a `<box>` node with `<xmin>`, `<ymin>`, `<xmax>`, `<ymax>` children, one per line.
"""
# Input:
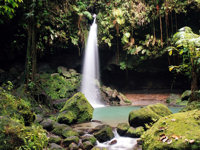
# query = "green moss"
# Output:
<box><xmin>93</xmin><ymin>125</ymin><xmax>114</xmax><ymax>143</ymax></box>
<box><xmin>63</xmin><ymin>136</ymin><xmax>79</xmax><ymax>147</ymax></box>
<box><xmin>49</xmin><ymin>135</ymin><xmax>62</xmax><ymax>144</ymax></box>
<box><xmin>181</xmin><ymin>101</ymin><xmax>200</xmax><ymax>112</ymax></box>
<box><xmin>57</xmin><ymin>92</ymin><xmax>93</xmax><ymax>124</ymax></box>
<box><xmin>119</xmin><ymin>93</ymin><xmax>132</xmax><ymax>104</ymax></box>
<box><xmin>39</xmin><ymin>73</ymin><xmax>80</xmax><ymax>100</ymax></box>
<box><xmin>52</xmin><ymin>123</ymin><xmax>71</xmax><ymax>136</ymax></box>
<box><xmin>62</xmin><ymin>129</ymin><xmax>79</xmax><ymax>138</ymax></box>
<box><xmin>142</xmin><ymin>110</ymin><xmax>200</xmax><ymax>150</ymax></box>
<box><xmin>0</xmin><ymin>87</ymin><xmax>35</xmax><ymax>125</ymax></box>
<box><xmin>117</xmin><ymin>123</ymin><xmax>130</xmax><ymax>136</ymax></box>
<box><xmin>82</xmin><ymin>135</ymin><xmax>97</xmax><ymax>145</ymax></box>
<box><xmin>0</xmin><ymin>116</ymin><xmax>48</xmax><ymax>150</ymax></box>
<box><xmin>129</xmin><ymin>103</ymin><xmax>172</xmax><ymax>128</ymax></box>
<box><xmin>126</xmin><ymin>126</ymin><xmax>144</xmax><ymax>138</ymax></box>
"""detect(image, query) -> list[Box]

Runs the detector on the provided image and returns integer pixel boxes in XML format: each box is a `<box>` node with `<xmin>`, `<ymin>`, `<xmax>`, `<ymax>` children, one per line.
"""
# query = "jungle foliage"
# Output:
<box><xmin>0</xmin><ymin>0</ymin><xmax>200</xmax><ymax>91</ymax></box>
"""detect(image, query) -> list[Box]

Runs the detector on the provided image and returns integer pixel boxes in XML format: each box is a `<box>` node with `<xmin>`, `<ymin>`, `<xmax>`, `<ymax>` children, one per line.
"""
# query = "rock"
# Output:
<box><xmin>181</xmin><ymin>90</ymin><xmax>192</xmax><ymax>100</ymax></box>
<box><xmin>101</xmin><ymin>85</ymin><xmax>131</xmax><ymax>106</ymax></box>
<box><xmin>125</xmin><ymin>126</ymin><xmax>144</xmax><ymax>138</ymax></box>
<box><xmin>93</xmin><ymin>125</ymin><xmax>114</xmax><ymax>143</ymax></box>
<box><xmin>81</xmin><ymin>134</ymin><xmax>97</xmax><ymax>145</ymax></box>
<box><xmin>52</xmin><ymin>123</ymin><xmax>72</xmax><ymax>136</ymax></box>
<box><xmin>109</xmin><ymin>139</ymin><xmax>117</xmax><ymax>145</ymax></box>
<box><xmin>83</xmin><ymin>141</ymin><xmax>94</xmax><ymax>150</ymax></box>
<box><xmin>181</xmin><ymin>101</ymin><xmax>200</xmax><ymax>112</ymax></box>
<box><xmin>57</xmin><ymin>92</ymin><xmax>93</xmax><ymax>125</ymax></box>
<box><xmin>62</xmin><ymin>129</ymin><xmax>79</xmax><ymax>138</ymax></box>
<box><xmin>53</xmin><ymin>99</ymin><xmax>67</xmax><ymax>110</ymax></box>
<box><xmin>35</xmin><ymin>114</ymin><xmax>44</xmax><ymax>123</ymax></box>
<box><xmin>49</xmin><ymin>143</ymin><xmax>64</xmax><ymax>150</ymax></box>
<box><xmin>142</xmin><ymin>110</ymin><xmax>200</xmax><ymax>150</ymax></box>
<box><xmin>63</xmin><ymin>136</ymin><xmax>79</xmax><ymax>147</ymax></box>
<box><xmin>39</xmin><ymin>73</ymin><xmax>80</xmax><ymax>100</ymax></box>
<box><xmin>40</xmin><ymin>119</ymin><xmax>55</xmax><ymax>131</ymax></box>
<box><xmin>49</xmin><ymin>135</ymin><xmax>62</xmax><ymax>144</ymax></box>
<box><xmin>129</xmin><ymin>103</ymin><xmax>172</xmax><ymax>128</ymax></box>
<box><xmin>69</xmin><ymin>142</ymin><xmax>79</xmax><ymax>150</ymax></box>
<box><xmin>117</xmin><ymin>123</ymin><xmax>130</xmax><ymax>136</ymax></box>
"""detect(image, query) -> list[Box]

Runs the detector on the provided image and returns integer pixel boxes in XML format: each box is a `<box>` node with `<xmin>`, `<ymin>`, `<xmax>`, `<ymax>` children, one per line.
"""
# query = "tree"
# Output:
<box><xmin>0</xmin><ymin>0</ymin><xmax>23</xmax><ymax>23</ymax></box>
<box><xmin>168</xmin><ymin>27</ymin><xmax>200</xmax><ymax>101</ymax></box>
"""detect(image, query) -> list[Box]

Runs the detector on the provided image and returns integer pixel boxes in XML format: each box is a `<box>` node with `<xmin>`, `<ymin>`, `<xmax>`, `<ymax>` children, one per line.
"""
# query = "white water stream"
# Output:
<box><xmin>96</xmin><ymin>129</ymin><xmax>138</xmax><ymax>150</ymax></box>
<box><xmin>81</xmin><ymin>15</ymin><xmax>104</xmax><ymax>108</ymax></box>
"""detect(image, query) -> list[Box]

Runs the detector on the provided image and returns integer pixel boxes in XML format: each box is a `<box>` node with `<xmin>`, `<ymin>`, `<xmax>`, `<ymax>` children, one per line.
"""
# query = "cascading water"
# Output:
<box><xmin>81</xmin><ymin>14</ymin><xmax>104</xmax><ymax>108</ymax></box>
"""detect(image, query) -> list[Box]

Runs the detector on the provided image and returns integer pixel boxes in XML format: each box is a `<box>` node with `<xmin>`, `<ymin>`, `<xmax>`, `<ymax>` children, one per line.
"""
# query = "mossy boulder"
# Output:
<box><xmin>69</xmin><ymin>142</ymin><xmax>79</xmax><ymax>150</ymax></box>
<box><xmin>51</xmin><ymin>123</ymin><xmax>71</xmax><ymax>136</ymax></box>
<box><xmin>0</xmin><ymin>116</ymin><xmax>48</xmax><ymax>150</ymax></box>
<box><xmin>40</xmin><ymin>118</ymin><xmax>56</xmax><ymax>131</ymax></box>
<box><xmin>57</xmin><ymin>92</ymin><xmax>93</xmax><ymax>124</ymax></box>
<box><xmin>39</xmin><ymin>69</ymin><xmax>80</xmax><ymax>100</ymax></box>
<box><xmin>62</xmin><ymin>129</ymin><xmax>79</xmax><ymax>138</ymax></box>
<box><xmin>125</xmin><ymin>126</ymin><xmax>145</xmax><ymax>138</ymax></box>
<box><xmin>181</xmin><ymin>90</ymin><xmax>192</xmax><ymax>100</ymax></box>
<box><xmin>83</xmin><ymin>141</ymin><xmax>94</xmax><ymax>150</ymax></box>
<box><xmin>117</xmin><ymin>123</ymin><xmax>130</xmax><ymax>136</ymax></box>
<box><xmin>142</xmin><ymin>110</ymin><xmax>200</xmax><ymax>150</ymax></box>
<box><xmin>129</xmin><ymin>103</ymin><xmax>172</xmax><ymax>128</ymax></box>
<box><xmin>82</xmin><ymin>134</ymin><xmax>97</xmax><ymax>146</ymax></box>
<box><xmin>93</xmin><ymin>125</ymin><xmax>114</xmax><ymax>143</ymax></box>
<box><xmin>49</xmin><ymin>143</ymin><xmax>64</xmax><ymax>150</ymax></box>
<box><xmin>181</xmin><ymin>101</ymin><xmax>200</xmax><ymax>112</ymax></box>
<box><xmin>49</xmin><ymin>135</ymin><xmax>62</xmax><ymax>144</ymax></box>
<box><xmin>63</xmin><ymin>136</ymin><xmax>79</xmax><ymax>147</ymax></box>
<box><xmin>0</xmin><ymin>87</ymin><xmax>35</xmax><ymax>126</ymax></box>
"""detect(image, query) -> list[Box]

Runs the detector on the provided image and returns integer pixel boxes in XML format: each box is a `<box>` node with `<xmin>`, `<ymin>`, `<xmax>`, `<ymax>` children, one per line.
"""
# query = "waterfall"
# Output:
<box><xmin>81</xmin><ymin>15</ymin><xmax>104</xmax><ymax>108</ymax></box>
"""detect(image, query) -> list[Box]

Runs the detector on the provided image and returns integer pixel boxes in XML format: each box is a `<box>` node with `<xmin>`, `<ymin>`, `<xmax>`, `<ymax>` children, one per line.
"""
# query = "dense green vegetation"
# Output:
<box><xmin>0</xmin><ymin>0</ymin><xmax>200</xmax><ymax>149</ymax></box>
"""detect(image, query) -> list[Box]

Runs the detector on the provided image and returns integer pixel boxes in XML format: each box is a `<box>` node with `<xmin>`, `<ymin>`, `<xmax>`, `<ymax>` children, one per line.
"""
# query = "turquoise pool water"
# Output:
<box><xmin>93</xmin><ymin>106</ymin><xmax>182</xmax><ymax>126</ymax></box>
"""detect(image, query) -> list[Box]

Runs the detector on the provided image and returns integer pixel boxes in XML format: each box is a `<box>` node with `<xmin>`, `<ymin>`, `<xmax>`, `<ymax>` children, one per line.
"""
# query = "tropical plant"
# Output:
<box><xmin>167</xmin><ymin>26</ymin><xmax>200</xmax><ymax>101</ymax></box>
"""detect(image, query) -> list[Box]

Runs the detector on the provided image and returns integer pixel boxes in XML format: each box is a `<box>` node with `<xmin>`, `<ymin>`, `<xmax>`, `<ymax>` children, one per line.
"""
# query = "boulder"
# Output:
<box><xmin>49</xmin><ymin>143</ymin><xmax>64</xmax><ymax>150</ymax></box>
<box><xmin>83</xmin><ymin>141</ymin><xmax>94</xmax><ymax>150</ymax></box>
<box><xmin>93</xmin><ymin>125</ymin><xmax>114</xmax><ymax>143</ymax></box>
<box><xmin>63</xmin><ymin>136</ymin><xmax>79</xmax><ymax>147</ymax></box>
<box><xmin>142</xmin><ymin>110</ymin><xmax>200</xmax><ymax>150</ymax></box>
<box><xmin>101</xmin><ymin>85</ymin><xmax>131</xmax><ymax>105</ymax></box>
<box><xmin>62</xmin><ymin>129</ymin><xmax>79</xmax><ymax>138</ymax></box>
<box><xmin>69</xmin><ymin>142</ymin><xmax>79</xmax><ymax>150</ymax></box>
<box><xmin>49</xmin><ymin>135</ymin><xmax>62</xmax><ymax>144</ymax></box>
<box><xmin>40</xmin><ymin>119</ymin><xmax>55</xmax><ymax>131</ymax></box>
<box><xmin>57</xmin><ymin>92</ymin><xmax>93</xmax><ymax>124</ymax></box>
<box><xmin>52</xmin><ymin>123</ymin><xmax>72</xmax><ymax>136</ymax></box>
<box><xmin>125</xmin><ymin>126</ymin><xmax>145</xmax><ymax>138</ymax></box>
<box><xmin>116</xmin><ymin>123</ymin><xmax>130</xmax><ymax>136</ymax></box>
<box><xmin>129</xmin><ymin>103</ymin><xmax>172</xmax><ymax>128</ymax></box>
<box><xmin>81</xmin><ymin>134</ymin><xmax>97</xmax><ymax>146</ymax></box>
<box><xmin>181</xmin><ymin>90</ymin><xmax>192</xmax><ymax>100</ymax></box>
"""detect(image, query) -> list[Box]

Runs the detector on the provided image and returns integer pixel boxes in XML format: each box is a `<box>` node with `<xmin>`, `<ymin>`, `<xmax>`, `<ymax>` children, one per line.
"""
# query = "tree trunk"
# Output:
<box><xmin>25</xmin><ymin>0</ymin><xmax>37</xmax><ymax>85</ymax></box>
<box><xmin>190</xmin><ymin>70</ymin><xmax>199</xmax><ymax>102</ymax></box>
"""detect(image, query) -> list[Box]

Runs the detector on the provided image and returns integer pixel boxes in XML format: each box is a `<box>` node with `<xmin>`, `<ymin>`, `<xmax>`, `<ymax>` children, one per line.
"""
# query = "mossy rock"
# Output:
<box><xmin>57</xmin><ymin>92</ymin><xmax>93</xmax><ymax>124</ymax></box>
<box><xmin>49</xmin><ymin>135</ymin><xmax>62</xmax><ymax>144</ymax></box>
<box><xmin>142</xmin><ymin>110</ymin><xmax>200</xmax><ymax>150</ymax></box>
<box><xmin>0</xmin><ymin>87</ymin><xmax>35</xmax><ymax>125</ymax></box>
<box><xmin>129</xmin><ymin>103</ymin><xmax>172</xmax><ymax>128</ymax></box>
<box><xmin>93</xmin><ymin>125</ymin><xmax>114</xmax><ymax>143</ymax></box>
<box><xmin>69</xmin><ymin>142</ymin><xmax>79</xmax><ymax>150</ymax></box>
<box><xmin>82</xmin><ymin>134</ymin><xmax>97</xmax><ymax>146</ymax></box>
<box><xmin>39</xmin><ymin>72</ymin><xmax>80</xmax><ymax>100</ymax></box>
<box><xmin>116</xmin><ymin>123</ymin><xmax>130</xmax><ymax>136</ymax></box>
<box><xmin>52</xmin><ymin>123</ymin><xmax>72</xmax><ymax>136</ymax></box>
<box><xmin>49</xmin><ymin>143</ymin><xmax>64</xmax><ymax>150</ymax></box>
<box><xmin>181</xmin><ymin>90</ymin><xmax>192</xmax><ymax>101</ymax></box>
<box><xmin>63</xmin><ymin>136</ymin><xmax>79</xmax><ymax>147</ymax></box>
<box><xmin>62</xmin><ymin>129</ymin><xmax>79</xmax><ymax>138</ymax></box>
<box><xmin>83</xmin><ymin>141</ymin><xmax>94</xmax><ymax>150</ymax></box>
<box><xmin>40</xmin><ymin>118</ymin><xmax>56</xmax><ymax>131</ymax></box>
<box><xmin>125</xmin><ymin>126</ymin><xmax>144</xmax><ymax>138</ymax></box>
<box><xmin>0</xmin><ymin>116</ymin><xmax>48</xmax><ymax>150</ymax></box>
<box><xmin>181</xmin><ymin>101</ymin><xmax>200</xmax><ymax>112</ymax></box>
